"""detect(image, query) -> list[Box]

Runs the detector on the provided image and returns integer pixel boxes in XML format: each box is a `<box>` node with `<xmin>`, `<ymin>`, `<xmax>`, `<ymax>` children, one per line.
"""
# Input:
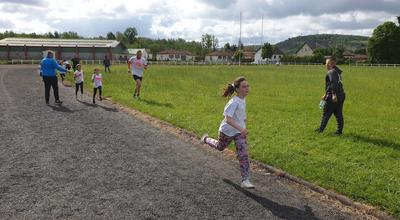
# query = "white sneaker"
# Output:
<box><xmin>241</xmin><ymin>180</ymin><xmax>255</xmax><ymax>189</ymax></box>
<box><xmin>200</xmin><ymin>134</ymin><xmax>208</xmax><ymax>144</ymax></box>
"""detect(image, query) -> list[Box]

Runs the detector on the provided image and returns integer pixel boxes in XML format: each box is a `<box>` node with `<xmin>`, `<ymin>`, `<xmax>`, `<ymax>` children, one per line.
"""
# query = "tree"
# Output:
<box><xmin>201</xmin><ymin>34</ymin><xmax>218</xmax><ymax>51</ymax></box>
<box><xmin>223</xmin><ymin>42</ymin><xmax>231</xmax><ymax>51</ymax></box>
<box><xmin>60</xmin><ymin>31</ymin><xmax>81</xmax><ymax>39</ymax></box>
<box><xmin>368</xmin><ymin>21</ymin><xmax>400</xmax><ymax>63</ymax></box>
<box><xmin>106</xmin><ymin>32</ymin><xmax>116</xmax><ymax>40</ymax></box>
<box><xmin>261</xmin><ymin>42</ymin><xmax>273</xmax><ymax>59</ymax></box>
<box><xmin>124</xmin><ymin>27</ymin><xmax>138</xmax><ymax>44</ymax></box>
<box><xmin>54</xmin><ymin>31</ymin><xmax>60</xmax><ymax>38</ymax></box>
<box><xmin>233</xmin><ymin>50</ymin><xmax>243</xmax><ymax>61</ymax></box>
<box><xmin>116</xmin><ymin>31</ymin><xmax>128</xmax><ymax>45</ymax></box>
<box><xmin>354</xmin><ymin>48</ymin><xmax>367</xmax><ymax>55</ymax></box>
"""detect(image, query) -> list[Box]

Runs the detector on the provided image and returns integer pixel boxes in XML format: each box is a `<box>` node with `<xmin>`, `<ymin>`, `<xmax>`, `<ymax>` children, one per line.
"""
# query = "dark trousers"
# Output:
<box><xmin>319</xmin><ymin>94</ymin><xmax>346</xmax><ymax>133</ymax></box>
<box><xmin>93</xmin><ymin>86</ymin><xmax>102</xmax><ymax>99</ymax></box>
<box><xmin>75</xmin><ymin>82</ymin><xmax>83</xmax><ymax>96</ymax></box>
<box><xmin>105</xmin><ymin>66</ymin><xmax>110</xmax><ymax>72</ymax></box>
<box><xmin>43</xmin><ymin>76</ymin><xmax>59</xmax><ymax>103</ymax></box>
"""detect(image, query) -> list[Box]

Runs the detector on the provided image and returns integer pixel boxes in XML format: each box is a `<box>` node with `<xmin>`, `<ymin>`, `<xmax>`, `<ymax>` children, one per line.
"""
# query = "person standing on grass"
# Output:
<box><xmin>103</xmin><ymin>55</ymin><xmax>111</xmax><ymax>73</ymax></box>
<box><xmin>73</xmin><ymin>64</ymin><xmax>84</xmax><ymax>100</ymax></box>
<box><xmin>316</xmin><ymin>57</ymin><xmax>346</xmax><ymax>135</ymax></box>
<box><xmin>40</xmin><ymin>51</ymin><xmax>68</xmax><ymax>105</ymax></box>
<box><xmin>92</xmin><ymin>68</ymin><xmax>103</xmax><ymax>104</ymax></box>
<box><xmin>201</xmin><ymin>76</ymin><xmax>254</xmax><ymax>189</ymax></box>
<box><xmin>129</xmin><ymin>50</ymin><xmax>148</xmax><ymax>100</ymax></box>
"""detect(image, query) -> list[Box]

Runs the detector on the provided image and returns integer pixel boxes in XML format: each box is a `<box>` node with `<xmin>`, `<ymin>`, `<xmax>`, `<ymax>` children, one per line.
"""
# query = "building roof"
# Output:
<box><xmin>206</xmin><ymin>51</ymin><xmax>234</xmax><ymax>56</ymax></box>
<box><xmin>0</xmin><ymin>38</ymin><xmax>121</xmax><ymax>48</ymax></box>
<box><xmin>157</xmin><ymin>49</ymin><xmax>193</xmax><ymax>56</ymax></box>
<box><xmin>295</xmin><ymin>42</ymin><xmax>327</xmax><ymax>54</ymax></box>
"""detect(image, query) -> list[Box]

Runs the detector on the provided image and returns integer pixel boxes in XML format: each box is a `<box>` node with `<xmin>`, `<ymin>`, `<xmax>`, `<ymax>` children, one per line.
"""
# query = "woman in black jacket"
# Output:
<box><xmin>316</xmin><ymin>58</ymin><xmax>346</xmax><ymax>135</ymax></box>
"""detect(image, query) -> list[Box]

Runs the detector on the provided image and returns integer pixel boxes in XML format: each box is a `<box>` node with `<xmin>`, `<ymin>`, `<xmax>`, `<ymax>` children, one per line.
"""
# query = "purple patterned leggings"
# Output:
<box><xmin>205</xmin><ymin>132</ymin><xmax>250</xmax><ymax>181</ymax></box>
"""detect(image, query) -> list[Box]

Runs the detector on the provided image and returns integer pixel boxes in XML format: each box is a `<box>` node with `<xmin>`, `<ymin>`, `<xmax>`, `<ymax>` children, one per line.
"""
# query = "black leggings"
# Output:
<box><xmin>93</xmin><ymin>86</ymin><xmax>102</xmax><ymax>99</ymax></box>
<box><xmin>319</xmin><ymin>94</ymin><xmax>346</xmax><ymax>133</ymax></box>
<box><xmin>75</xmin><ymin>82</ymin><xmax>83</xmax><ymax>96</ymax></box>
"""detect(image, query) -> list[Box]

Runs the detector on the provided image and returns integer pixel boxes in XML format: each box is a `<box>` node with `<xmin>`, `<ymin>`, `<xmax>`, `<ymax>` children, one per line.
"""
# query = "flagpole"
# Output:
<box><xmin>261</xmin><ymin>15</ymin><xmax>264</xmax><ymax>46</ymax></box>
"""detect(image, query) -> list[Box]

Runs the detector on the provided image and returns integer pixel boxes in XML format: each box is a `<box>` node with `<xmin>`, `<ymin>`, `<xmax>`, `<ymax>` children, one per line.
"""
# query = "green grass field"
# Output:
<box><xmin>67</xmin><ymin>64</ymin><xmax>400</xmax><ymax>217</ymax></box>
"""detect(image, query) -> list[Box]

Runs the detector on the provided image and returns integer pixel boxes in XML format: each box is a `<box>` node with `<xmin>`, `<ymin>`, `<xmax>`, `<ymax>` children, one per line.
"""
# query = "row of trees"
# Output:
<box><xmin>0</xmin><ymin>30</ymin><xmax>83</xmax><ymax>40</ymax></box>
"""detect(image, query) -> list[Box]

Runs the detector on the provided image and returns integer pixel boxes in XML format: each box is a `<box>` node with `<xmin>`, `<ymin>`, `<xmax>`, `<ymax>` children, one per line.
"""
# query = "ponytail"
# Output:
<box><xmin>222</xmin><ymin>84</ymin><xmax>236</xmax><ymax>97</ymax></box>
<box><xmin>222</xmin><ymin>76</ymin><xmax>247</xmax><ymax>97</ymax></box>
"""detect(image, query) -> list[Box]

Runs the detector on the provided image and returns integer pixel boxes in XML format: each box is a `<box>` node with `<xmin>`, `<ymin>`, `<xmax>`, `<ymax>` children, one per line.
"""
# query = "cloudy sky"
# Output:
<box><xmin>0</xmin><ymin>0</ymin><xmax>399</xmax><ymax>45</ymax></box>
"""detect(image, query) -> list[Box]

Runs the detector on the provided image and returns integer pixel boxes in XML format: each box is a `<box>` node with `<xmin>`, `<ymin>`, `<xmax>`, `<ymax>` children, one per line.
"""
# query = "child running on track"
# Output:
<box><xmin>201</xmin><ymin>76</ymin><xmax>254</xmax><ymax>189</ymax></box>
<box><xmin>73</xmin><ymin>64</ymin><xmax>84</xmax><ymax>100</ymax></box>
<box><xmin>91</xmin><ymin>68</ymin><xmax>103</xmax><ymax>104</ymax></box>
<box><xmin>129</xmin><ymin>50</ymin><xmax>148</xmax><ymax>100</ymax></box>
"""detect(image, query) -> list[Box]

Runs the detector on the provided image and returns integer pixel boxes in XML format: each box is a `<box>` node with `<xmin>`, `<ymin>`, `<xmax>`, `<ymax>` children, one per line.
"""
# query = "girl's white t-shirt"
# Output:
<box><xmin>219</xmin><ymin>96</ymin><xmax>246</xmax><ymax>137</ymax></box>
<box><xmin>74</xmin><ymin>70</ymin><xmax>84</xmax><ymax>84</ymax></box>
<box><xmin>92</xmin><ymin>73</ymin><xmax>102</xmax><ymax>88</ymax></box>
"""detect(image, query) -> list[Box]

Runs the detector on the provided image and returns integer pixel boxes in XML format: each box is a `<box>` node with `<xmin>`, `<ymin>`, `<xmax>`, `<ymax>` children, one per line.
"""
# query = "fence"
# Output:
<box><xmin>1</xmin><ymin>59</ymin><xmax>400</xmax><ymax>67</ymax></box>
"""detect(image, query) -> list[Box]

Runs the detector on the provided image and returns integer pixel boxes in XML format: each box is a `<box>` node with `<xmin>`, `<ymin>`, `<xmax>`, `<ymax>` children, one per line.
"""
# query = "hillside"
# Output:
<box><xmin>275</xmin><ymin>34</ymin><xmax>369</xmax><ymax>55</ymax></box>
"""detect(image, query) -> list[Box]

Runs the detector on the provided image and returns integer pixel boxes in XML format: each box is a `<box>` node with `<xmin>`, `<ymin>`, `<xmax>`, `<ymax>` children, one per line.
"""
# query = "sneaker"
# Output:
<box><xmin>334</xmin><ymin>131</ymin><xmax>343</xmax><ymax>136</ymax></box>
<box><xmin>200</xmin><ymin>134</ymin><xmax>208</xmax><ymax>144</ymax></box>
<box><xmin>55</xmin><ymin>100</ymin><xmax>63</xmax><ymax>105</ymax></box>
<box><xmin>241</xmin><ymin>180</ymin><xmax>255</xmax><ymax>189</ymax></box>
<box><xmin>100</xmin><ymin>96</ymin><xmax>103</xmax><ymax>101</ymax></box>
<box><xmin>93</xmin><ymin>99</ymin><xmax>96</xmax><ymax>104</ymax></box>
<box><xmin>314</xmin><ymin>128</ymin><xmax>323</xmax><ymax>133</ymax></box>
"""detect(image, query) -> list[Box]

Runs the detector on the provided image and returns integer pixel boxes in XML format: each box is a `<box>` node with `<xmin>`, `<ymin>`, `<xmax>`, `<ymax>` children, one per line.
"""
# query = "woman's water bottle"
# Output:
<box><xmin>319</xmin><ymin>100</ymin><xmax>326</xmax><ymax>109</ymax></box>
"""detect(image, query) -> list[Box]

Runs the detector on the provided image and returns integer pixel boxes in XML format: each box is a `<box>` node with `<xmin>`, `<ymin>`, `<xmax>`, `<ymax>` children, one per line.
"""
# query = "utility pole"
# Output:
<box><xmin>239</xmin><ymin>11</ymin><xmax>242</xmax><ymax>66</ymax></box>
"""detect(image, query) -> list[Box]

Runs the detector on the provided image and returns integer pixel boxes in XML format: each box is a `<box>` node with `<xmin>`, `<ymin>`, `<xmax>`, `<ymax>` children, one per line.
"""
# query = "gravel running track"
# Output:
<box><xmin>0</xmin><ymin>65</ymin><xmax>376</xmax><ymax>219</ymax></box>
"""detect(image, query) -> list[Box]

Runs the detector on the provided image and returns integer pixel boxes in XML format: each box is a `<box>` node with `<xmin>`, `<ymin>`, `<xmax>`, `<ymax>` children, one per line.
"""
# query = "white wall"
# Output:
<box><xmin>254</xmin><ymin>49</ymin><xmax>283</xmax><ymax>64</ymax></box>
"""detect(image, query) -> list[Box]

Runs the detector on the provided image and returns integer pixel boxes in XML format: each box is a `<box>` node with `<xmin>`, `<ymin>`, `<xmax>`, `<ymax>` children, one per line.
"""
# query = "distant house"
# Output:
<box><xmin>205</xmin><ymin>51</ymin><xmax>234</xmax><ymax>62</ymax></box>
<box><xmin>254</xmin><ymin>47</ymin><xmax>284</xmax><ymax>64</ymax></box>
<box><xmin>342</xmin><ymin>51</ymin><xmax>369</xmax><ymax>62</ymax></box>
<box><xmin>127</xmin><ymin>48</ymin><xmax>152</xmax><ymax>60</ymax></box>
<box><xmin>296</xmin><ymin>42</ymin><xmax>327</xmax><ymax>57</ymax></box>
<box><xmin>343</xmin><ymin>51</ymin><xmax>356</xmax><ymax>59</ymax></box>
<box><xmin>156</xmin><ymin>49</ymin><xmax>195</xmax><ymax>61</ymax></box>
<box><xmin>242</xmin><ymin>51</ymin><xmax>256</xmax><ymax>62</ymax></box>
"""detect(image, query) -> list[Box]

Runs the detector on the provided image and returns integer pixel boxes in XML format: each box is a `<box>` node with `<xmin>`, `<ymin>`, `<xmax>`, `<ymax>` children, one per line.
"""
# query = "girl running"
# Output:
<box><xmin>73</xmin><ymin>64</ymin><xmax>84</xmax><ymax>99</ymax></box>
<box><xmin>91</xmin><ymin>68</ymin><xmax>103</xmax><ymax>104</ymax></box>
<box><xmin>59</xmin><ymin>60</ymin><xmax>67</xmax><ymax>85</ymax></box>
<box><xmin>201</xmin><ymin>76</ymin><xmax>254</xmax><ymax>189</ymax></box>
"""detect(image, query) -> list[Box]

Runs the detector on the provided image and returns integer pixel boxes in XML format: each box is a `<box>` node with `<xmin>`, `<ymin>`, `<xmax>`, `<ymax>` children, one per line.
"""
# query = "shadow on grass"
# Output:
<box><xmin>140</xmin><ymin>98</ymin><xmax>174</xmax><ymax>108</ymax></box>
<box><xmin>77</xmin><ymin>100</ymin><xmax>118</xmax><ymax>112</ymax></box>
<box><xmin>346</xmin><ymin>133</ymin><xmax>400</xmax><ymax>150</ymax></box>
<box><xmin>223</xmin><ymin>179</ymin><xmax>319</xmax><ymax>220</ymax></box>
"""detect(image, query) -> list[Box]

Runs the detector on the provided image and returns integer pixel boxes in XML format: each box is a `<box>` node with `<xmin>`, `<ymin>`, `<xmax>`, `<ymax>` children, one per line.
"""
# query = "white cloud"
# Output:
<box><xmin>0</xmin><ymin>0</ymin><xmax>399</xmax><ymax>45</ymax></box>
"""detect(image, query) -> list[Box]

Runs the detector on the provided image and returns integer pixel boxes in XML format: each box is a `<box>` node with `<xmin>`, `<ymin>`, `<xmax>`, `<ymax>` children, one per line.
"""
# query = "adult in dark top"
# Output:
<box><xmin>316</xmin><ymin>57</ymin><xmax>346</xmax><ymax>135</ymax></box>
<box><xmin>71</xmin><ymin>55</ymin><xmax>81</xmax><ymax>72</ymax></box>
<box><xmin>103</xmin><ymin>56</ymin><xmax>111</xmax><ymax>72</ymax></box>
